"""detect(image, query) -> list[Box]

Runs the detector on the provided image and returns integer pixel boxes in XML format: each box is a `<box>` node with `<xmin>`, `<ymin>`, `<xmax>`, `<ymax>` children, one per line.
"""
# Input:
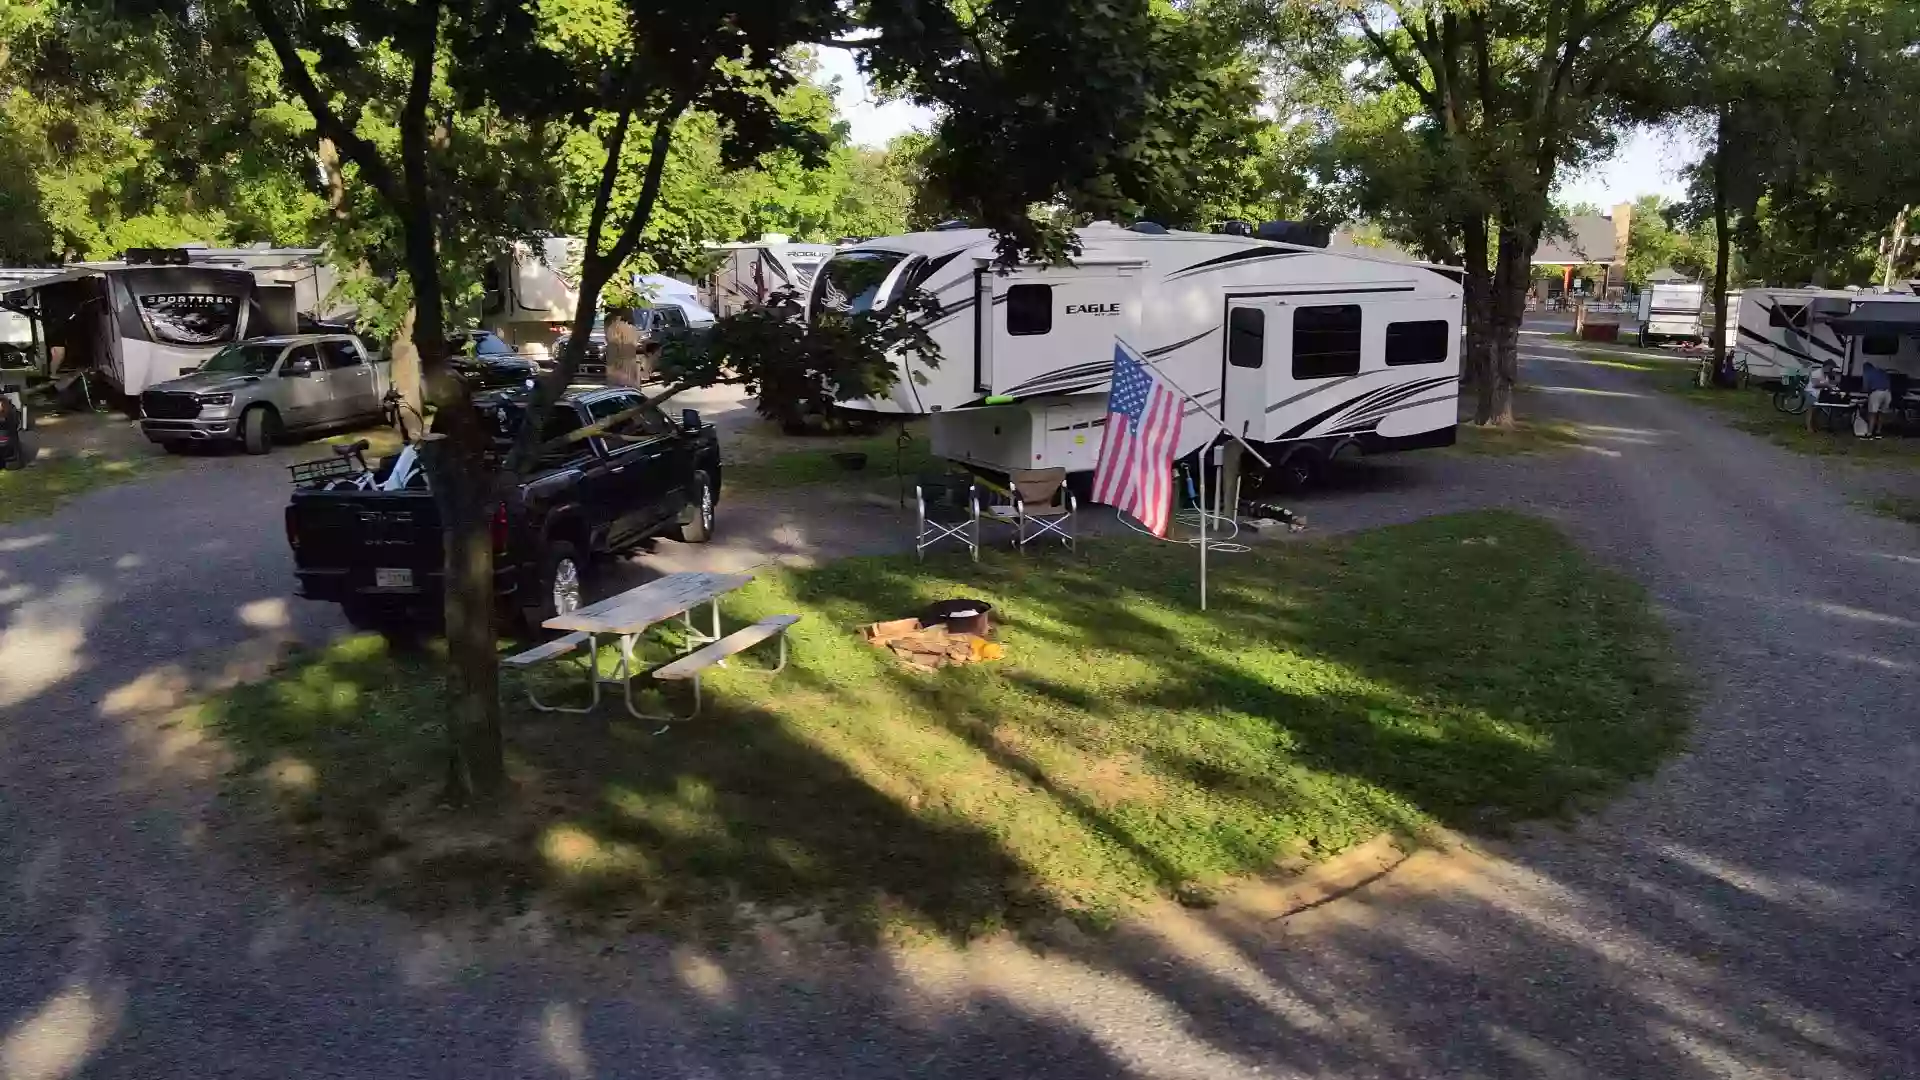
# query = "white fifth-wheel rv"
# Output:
<box><xmin>806</xmin><ymin>221</ymin><xmax>1464</xmax><ymax>484</ymax></box>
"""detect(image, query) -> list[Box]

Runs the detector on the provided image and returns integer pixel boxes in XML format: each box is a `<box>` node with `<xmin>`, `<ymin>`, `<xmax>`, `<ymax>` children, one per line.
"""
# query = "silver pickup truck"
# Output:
<box><xmin>140</xmin><ymin>334</ymin><xmax>391</xmax><ymax>454</ymax></box>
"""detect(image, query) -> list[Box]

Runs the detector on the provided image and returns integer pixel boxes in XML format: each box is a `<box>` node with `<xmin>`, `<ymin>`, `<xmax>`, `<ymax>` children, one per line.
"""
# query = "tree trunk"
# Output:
<box><xmin>603</xmin><ymin>309</ymin><xmax>640</xmax><ymax>387</ymax></box>
<box><xmin>402</xmin><ymin>211</ymin><xmax>502</xmax><ymax>806</ymax></box>
<box><xmin>1461</xmin><ymin>218</ymin><xmax>1493</xmax><ymax>408</ymax></box>
<box><xmin>1483</xmin><ymin>222</ymin><xmax>1534</xmax><ymax>428</ymax></box>
<box><xmin>1711</xmin><ymin>105</ymin><xmax>1732</xmax><ymax>384</ymax></box>
<box><xmin>388</xmin><ymin>304</ymin><xmax>425</xmax><ymax>436</ymax></box>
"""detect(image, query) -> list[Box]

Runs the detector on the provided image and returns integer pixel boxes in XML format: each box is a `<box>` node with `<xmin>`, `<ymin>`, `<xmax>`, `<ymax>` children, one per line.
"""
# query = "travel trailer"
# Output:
<box><xmin>0</xmin><ymin>246</ymin><xmax>342</xmax><ymax>397</ymax></box>
<box><xmin>808</xmin><ymin>222</ymin><xmax>1463</xmax><ymax>484</ymax></box>
<box><xmin>1635</xmin><ymin>280</ymin><xmax>1704</xmax><ymax>344</ymax></box>
<box><xmin>480</xmin><ymin>237</ymin><xmax>583</xmax><ymax>358</ymax></box>
<box><xmin>705</xmin><ymin>235</ymin><xmax>838</xmax><ymax>316</ymax></box>
<box><xmin>1734</xmin><ymin>287</ymin><xmax>1920</xmax><ymax>384</ymax></box>
<box><xmin>1733</xmin><ymin>288</ymin><xmax>1856</xmax><ymax>382</ymax></box>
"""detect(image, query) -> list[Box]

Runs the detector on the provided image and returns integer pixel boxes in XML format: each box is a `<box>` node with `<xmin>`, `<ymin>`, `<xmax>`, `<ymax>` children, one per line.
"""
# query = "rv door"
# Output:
<box><xmin>1222</xmin><ymin>302</ymin><xmax>1289</xmax><ymax>443</ymax></box>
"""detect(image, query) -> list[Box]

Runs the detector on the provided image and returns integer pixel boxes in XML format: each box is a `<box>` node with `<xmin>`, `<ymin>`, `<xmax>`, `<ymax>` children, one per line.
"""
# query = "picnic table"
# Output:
<box><xmin>515</xmin><ymin>571</ymin><xmax>753</xmax><ymax>721</ymax></box>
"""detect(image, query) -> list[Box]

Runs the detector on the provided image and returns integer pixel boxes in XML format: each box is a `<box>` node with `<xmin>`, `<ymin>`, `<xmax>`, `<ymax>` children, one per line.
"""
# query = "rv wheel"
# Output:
<box><xmin>1274</xmin><ymin>447</ymin><xmax>1322</xmax><ymax>493</ymax></box>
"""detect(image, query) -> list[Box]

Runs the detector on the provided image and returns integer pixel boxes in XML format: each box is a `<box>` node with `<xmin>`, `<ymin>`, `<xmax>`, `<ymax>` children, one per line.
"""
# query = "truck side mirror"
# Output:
<box><xmin>681</xmin><ymin>408</ymin><xmax>701</xmax><ymax>432</ymax></box>
<box><xmin>285</xmin><ymin>357</ymin><xmax>315</xmax><ymax>377</ymax></box>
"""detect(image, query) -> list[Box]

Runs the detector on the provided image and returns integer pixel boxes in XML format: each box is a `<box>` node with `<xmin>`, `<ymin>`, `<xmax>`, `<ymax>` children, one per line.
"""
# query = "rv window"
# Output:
<box><xmin>1769</xmin><ymin>303</ymin><xmax>1806</xmax><ymax>328</ymax></box>
<box><xmin>809</xmin><ymin>251</ymin><xmax>907</xmax><ymax>319</ymax></box>
<box><xmin>1862</xmin><ymin>333</ymin><xmax>1900</xmax><ymax>356</ymax></box>
<box><xmin>1006</xmin><ymin>285</ymin><xmax>1052</xmax><ymax>336</ymax></box>
<box><xmin>1385</xmin><ymin>320</ymin><xmax>1450</xmax><ymax>366</ymax></box>
<box><xmin>1228</xmin><ymin>308</ymin><xmax>1264</xmax><ymax>368</ymax></box>
<box><xmin>1292</xmin><ymin>305</ymin><xmax>1363</xmax><ymax>379</ymax></box>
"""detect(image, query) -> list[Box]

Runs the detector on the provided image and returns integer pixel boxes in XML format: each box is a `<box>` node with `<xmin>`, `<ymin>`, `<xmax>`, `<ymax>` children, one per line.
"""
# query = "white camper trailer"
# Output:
<box><xmin>0</xmin><ymin>246</ymin><xmax>341</xmax><ymax>397</ymax></box>
<box><xmin>808</xmin><ymin>222</ymin><xmax>1463</xmax><ymax>483</ymax></box>
<box><xmin>1734</xmin><ymin>288</ymin><xmax>1920</xmax><ymax>387</ymax></box>
<box><xmin>1635</xmin><ymin>280</ymin><xmax>1704</xmax><ymax>344</ymax></box>
<box><xmin>1733</xmin><ymin>288</ymin><xmax>1854</xmax><ymax>382</ymax></box>
<box><xmin>705</xmin><ymin>236</ymin><xmax>838</xmax><ymax>316</ymax></box>
<box><xmin>481</xmin><ymin>237</ymin><xmax>583</xmax><ymax>357</ymax></box>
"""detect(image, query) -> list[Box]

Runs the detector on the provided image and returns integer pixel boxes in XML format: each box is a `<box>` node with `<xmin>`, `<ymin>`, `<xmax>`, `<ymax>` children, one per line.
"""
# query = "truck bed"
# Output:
<box><xmin>287</xmin><ymin>488</ymin><xmax>451</xmax><ymax>602</ymax></box>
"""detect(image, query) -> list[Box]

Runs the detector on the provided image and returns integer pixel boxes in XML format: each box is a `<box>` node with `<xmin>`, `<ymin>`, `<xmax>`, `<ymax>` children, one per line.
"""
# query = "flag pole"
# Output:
<box><xmin>1198</xmin><ymin>452</ymin><xmax>1208</xmax><ymax>611</ymax></box>
<box><xmin>1121</xmin><ymin>338</ymin><xmax>1258</xmax><ymax>614</ymax></box>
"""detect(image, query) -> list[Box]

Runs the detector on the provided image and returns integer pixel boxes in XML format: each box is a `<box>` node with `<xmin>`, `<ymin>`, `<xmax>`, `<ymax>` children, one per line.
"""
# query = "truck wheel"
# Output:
<box><xmin>241</xmin><ymin>406</ymin><xmax>277</xmax><ymax>455</ymax></box>
<box><xmin>673</xmin><ymin>471</ymin><xmax>715</xmax><ymax>544</ymax></box>
<box><xmin>524</xmin><ymin>540</ymin><xmax>587</xmax><ymax>632</ymax></box>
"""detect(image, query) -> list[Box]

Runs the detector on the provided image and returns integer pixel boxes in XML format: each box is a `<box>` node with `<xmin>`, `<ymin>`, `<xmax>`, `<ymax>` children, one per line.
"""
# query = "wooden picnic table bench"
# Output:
<box><xmin>502</xmin><ymin>570</ymin><xmax>797</xmax><ymax>723</ymax></box>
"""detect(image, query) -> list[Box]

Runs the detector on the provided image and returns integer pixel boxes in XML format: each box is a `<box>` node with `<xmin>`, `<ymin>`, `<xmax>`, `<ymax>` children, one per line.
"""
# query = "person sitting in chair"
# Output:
<box><xmin>1805</xmin><ymin>362</ymin><xmax>1837</xmax><ymax>432</ymax></box>
<box><xmin>1863</xmin><ymin>361</ymin><xmax>1893</xmax><ymax>440</ymax></box>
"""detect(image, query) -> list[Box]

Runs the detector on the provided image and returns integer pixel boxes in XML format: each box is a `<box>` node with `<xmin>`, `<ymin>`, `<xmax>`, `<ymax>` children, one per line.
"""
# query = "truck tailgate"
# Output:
<box><xmin>288</xmin><ymin>489</ymin><xmax>444</xmax><ymax>594</ymax></box>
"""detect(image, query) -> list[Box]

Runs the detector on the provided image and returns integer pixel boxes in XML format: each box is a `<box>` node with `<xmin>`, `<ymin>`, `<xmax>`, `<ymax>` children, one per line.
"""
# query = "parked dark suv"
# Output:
<box><xmin>285</xmin><ymin>385</ymin><xmax>722</xmax><ymax>630</ymax></box>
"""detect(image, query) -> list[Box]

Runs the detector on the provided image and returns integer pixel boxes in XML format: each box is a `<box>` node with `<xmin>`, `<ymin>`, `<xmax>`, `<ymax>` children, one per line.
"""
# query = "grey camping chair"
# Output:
<box><xmin>987</xmin><ymin>467</ymin><xmax>1077</xmax><ymax>551</ymax></box>
<box><xmin>915</xmin><ymin>476</ymin><xmax>980</xmax><ymax>561</ymax></box>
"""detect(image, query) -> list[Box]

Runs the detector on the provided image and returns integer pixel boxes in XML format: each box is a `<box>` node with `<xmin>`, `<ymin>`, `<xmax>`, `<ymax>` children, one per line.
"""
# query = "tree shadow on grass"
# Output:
<box><xmin>202</xmin><ymin>632</ymin><xmax>1071</xmax><ymax>942</ymax></box>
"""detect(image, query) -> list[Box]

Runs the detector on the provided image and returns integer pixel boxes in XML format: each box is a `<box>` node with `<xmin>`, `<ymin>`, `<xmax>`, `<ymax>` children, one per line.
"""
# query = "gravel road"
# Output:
<box><xmin>2</xmin><ymin>351</ymin><xmax>1916</xmax><ymax>1078</ymax></box>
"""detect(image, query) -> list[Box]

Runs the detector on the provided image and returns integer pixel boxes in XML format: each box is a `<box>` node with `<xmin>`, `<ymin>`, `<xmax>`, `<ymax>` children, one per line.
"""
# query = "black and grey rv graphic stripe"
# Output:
<box><xmin>1753</xmin><ymin>301</ymin><xmax>1846</xmax><ymax>357</ymax></box>
<box><xmin>1333</xmin><ymin>376</ymin><xmax>1457</xmax><ymax>426</ymax></box>
<box><xmin>1326</xmin><ymin>391</ymin><xmax>1458</xmax><ymax>436</ymax></box>
<box><xmin>1273</xmin><ymin>376</ymin><xmax>1456</xmax><ymax>440</ymax></box>
<box><xmin>1168</xmin><ymin>249</ymin><xmax>1304</xmax><ymax>279</ymax></box>
<box><xmin>1144</xmin><ymin>328</ymin><xmax>1217</xmax><ymax>357</ymax></box>
<box><xmin>1264</xmin><ymin>372</ymin><xmax>1366</xmax><ymax>414</ymax></box>
<box><xmin>1003</xmin><ymin>360</ymin><xmax>1114</xmax><ymax>394</ymax></box>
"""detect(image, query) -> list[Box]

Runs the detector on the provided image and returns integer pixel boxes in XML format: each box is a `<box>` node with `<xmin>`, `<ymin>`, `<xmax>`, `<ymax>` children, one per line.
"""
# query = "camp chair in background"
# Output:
<box><xmin>986</xmin><ymin>467</ymin><xmax>1077</xmax><ymax>551</ymax></box>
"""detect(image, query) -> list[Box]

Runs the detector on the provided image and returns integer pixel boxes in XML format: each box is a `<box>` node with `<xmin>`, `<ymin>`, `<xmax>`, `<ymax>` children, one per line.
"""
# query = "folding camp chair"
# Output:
<box><xmin>987</xmin><ymin>467</ymin><xmax>1077</xmax><ymax>551</ymax></box>
<box><xmin>915</xmin><ymin>477</ymin><xmax>980</xmax><ymax>561</ymax></box>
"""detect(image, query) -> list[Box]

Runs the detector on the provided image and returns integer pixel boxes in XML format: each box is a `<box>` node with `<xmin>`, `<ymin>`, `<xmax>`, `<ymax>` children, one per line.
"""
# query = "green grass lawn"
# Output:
<box><xmin>197</xmin><ymin>510</ymin><xmax>1687</xmax><ymax>939</ymax></box>
<box><xmin>1649</xmin><ymin>368</ymin><xmax>1920</xmax><ymax>462</ymax></box>
<box><xmin>725</xmin><ymin>428</ymin><xmax>941</xmax><ymax>492</ymax></box>
<box><xmin>0</xmin><ymin>450</ymin><xmax>166</xmax><ymax>524</ymax></box>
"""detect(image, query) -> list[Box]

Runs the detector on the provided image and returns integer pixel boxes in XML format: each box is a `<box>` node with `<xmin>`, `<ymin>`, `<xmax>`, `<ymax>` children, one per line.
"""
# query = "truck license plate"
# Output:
<box><xmin>375</xmin><ymin>568</ymin><xmax>413</xmax><ymax>589</ymax></box>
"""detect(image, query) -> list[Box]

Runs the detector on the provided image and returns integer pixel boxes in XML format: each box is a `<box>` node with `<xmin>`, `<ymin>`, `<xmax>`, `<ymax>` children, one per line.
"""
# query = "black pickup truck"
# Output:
<box><xmin>285</xmin><ymin>384</ymin><xmax>721</xmax><ymax>630</ymax></box>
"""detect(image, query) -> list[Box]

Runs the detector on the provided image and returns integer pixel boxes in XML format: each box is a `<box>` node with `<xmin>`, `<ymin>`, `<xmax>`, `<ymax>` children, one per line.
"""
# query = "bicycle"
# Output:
<box><xmin>1772</xmin><ymin>371</ymin><xmax>1810</xmax><ymax>414</ymax></box>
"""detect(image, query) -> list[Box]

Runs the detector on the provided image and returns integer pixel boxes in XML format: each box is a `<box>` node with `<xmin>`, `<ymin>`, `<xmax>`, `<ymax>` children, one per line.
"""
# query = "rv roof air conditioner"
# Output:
<box><xmin>1254</xmin><ymin>221</ymin><xmax>1331</xmax><ymax>248</ymax></box>
<box><xmin>932</xmin><ymin>220</ymin><xmax>972</xmax><ymax>231</ymax></box>
<box><xmin>1128</xmin><ymin>221</ymin><xmax>1169</xmax><ymax>234</ymax></box>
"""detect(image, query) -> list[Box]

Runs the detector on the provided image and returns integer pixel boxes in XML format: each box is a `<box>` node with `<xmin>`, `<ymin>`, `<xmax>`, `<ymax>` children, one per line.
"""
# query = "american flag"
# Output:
<box><xmin>1092</xmin><ymin>339</ymin><xmax>1185</xmax><ymax>536</ymax></box>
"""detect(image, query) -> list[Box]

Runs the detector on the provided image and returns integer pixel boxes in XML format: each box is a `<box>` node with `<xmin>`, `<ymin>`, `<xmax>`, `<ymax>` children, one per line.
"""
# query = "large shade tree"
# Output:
<box><xmin>1259</xmin><ymin>0</ymin><xmax>1688</xmax><ymax>424</ymax></box>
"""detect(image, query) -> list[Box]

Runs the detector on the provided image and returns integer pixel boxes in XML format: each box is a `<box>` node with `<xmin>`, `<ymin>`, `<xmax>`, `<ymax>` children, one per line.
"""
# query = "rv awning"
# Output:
<box><xmin>0</xmin><ymin>267</ymin><xmax>97</xmax><ymax>296</ymax></box>
<box><xmin>1822</xmin><ymin>301</ymin><xmax>1920</xmax><ymax>336</ymax></box>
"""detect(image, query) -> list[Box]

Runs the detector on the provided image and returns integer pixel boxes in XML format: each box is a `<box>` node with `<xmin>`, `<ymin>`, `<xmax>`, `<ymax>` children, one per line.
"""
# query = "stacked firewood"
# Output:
<box><xmin>860</xmin><ymin>618</ymin><xmax>1005</xmax><ymax>671</ymax></box>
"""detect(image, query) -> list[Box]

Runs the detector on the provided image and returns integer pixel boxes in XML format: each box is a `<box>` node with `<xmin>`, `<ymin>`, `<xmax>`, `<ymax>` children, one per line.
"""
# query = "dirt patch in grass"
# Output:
<box><xmin>196</xmin><ymin>510</ymin><xmax>1688</xmax><ymax>941</ymax></box>
<box><xmin>723</xmin><ymin>421</ymin><xmax>941</xmax><ymax>492</ymax></box>
<box><xmin>1447</xmin><ymin>417</ymin><xmax>1594</xmax><ymax>456</ymax></box>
